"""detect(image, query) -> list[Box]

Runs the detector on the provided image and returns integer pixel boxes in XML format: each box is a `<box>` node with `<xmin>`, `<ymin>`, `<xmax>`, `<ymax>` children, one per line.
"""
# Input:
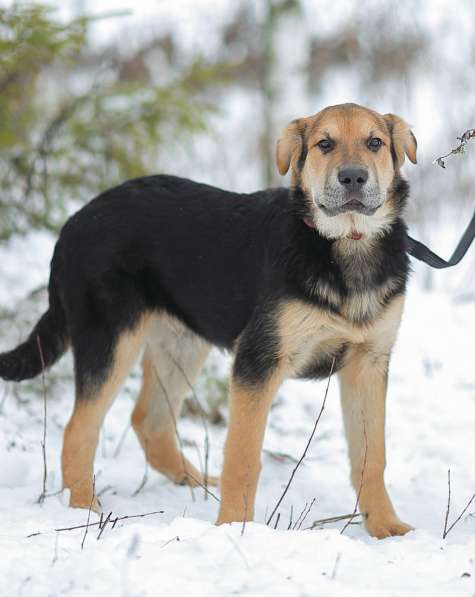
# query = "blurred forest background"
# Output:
<box><xmin>0</xmin><ymin>0</ymin><xmax>474</xmax><ymax>413</ymax></box>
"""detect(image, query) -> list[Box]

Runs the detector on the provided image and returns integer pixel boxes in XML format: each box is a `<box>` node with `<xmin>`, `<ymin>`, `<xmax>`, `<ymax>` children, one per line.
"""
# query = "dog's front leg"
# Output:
<box><xmin>217</xmin><ymin>350</ymin><xmax>283</xmax><ymax>525</ymax></box>
<box><xmin>339</xmin><ymin>347</ymin><xmax>413</xmax><ymax>538</ymax></box>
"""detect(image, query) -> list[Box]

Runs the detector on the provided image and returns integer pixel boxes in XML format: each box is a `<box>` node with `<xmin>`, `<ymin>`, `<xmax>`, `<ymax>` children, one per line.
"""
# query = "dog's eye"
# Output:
<box><xmin>316</xmin><ymin>139</ymin><xmax>333</xmax><ymax>152</ymax></box>
<box><xmin>368</xmin><ymin>137</ymin><xmax>383</xmax><ymax>150</ymax></box>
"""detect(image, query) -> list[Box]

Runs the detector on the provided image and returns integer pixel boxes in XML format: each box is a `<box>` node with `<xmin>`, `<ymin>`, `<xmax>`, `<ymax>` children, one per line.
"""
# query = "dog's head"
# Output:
<box><xmin>276</xmin><ymin>103</ymin><xmax>417</xmax><ymax>239</ymax></box>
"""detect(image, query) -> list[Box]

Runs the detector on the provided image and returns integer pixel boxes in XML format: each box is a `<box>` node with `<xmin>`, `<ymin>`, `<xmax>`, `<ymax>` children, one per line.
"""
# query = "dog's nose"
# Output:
<box><xmin>338</xmin><ymin>167</ymin><xmax>368</xmax><ymax>191</ymax></box>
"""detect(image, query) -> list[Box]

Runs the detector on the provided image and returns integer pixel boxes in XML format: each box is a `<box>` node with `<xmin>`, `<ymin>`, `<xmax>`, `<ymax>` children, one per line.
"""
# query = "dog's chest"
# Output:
<box><xmin>304</xmin><ymin>244</ymin><xmax>400</xmax><ymax>325</ymax></box>
<box><xmin>277</xmin><ymin>294</ymin><xmax>403</xmax><ymax>379</ymax></box>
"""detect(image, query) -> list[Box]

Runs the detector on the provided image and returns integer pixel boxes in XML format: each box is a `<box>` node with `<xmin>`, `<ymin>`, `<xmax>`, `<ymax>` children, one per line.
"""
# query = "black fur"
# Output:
<box><xmin>0</xmin><ymin>174</ymin><xmax>410</xmax><ymax>392</ymax></box>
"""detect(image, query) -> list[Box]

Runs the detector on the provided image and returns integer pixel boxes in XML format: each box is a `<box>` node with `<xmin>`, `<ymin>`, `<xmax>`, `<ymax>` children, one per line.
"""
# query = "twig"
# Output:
<box><xmin>151</xmin><ymin>363</ymin><xmax>195</xmax><ymax>502</ymax></box>
<box><xmin>96</xmin><ymin>484</ymin><xmax>114</xmax><ymax>499</ymax></box>
<box><xmin>161</xmin><ymin>536</ymin><xmax>180</xmax><ymax>549</ymax></box>
<box><xmin>442</xmin><ymin>469</ymin><xmax>475</xmax><ymax>539</ymax></box>
<box><xmin>185</xmin><ymin>471</ymin><xmax>220</xmax><ymax>502</ymax></box>
<box><xmin>81</xmin><ymin>475</ymin><xmax>96</xmax><ymax>550</ymax></box>
<box><xmin>97</xmin><ymin>511</ymin><xmax>113</xmax><ymax>540</ymax></box>
<box><xmin>434</xmin><ymin>128</ymin><xmax>475</xmax><ymax>168</ymax></box>
<box><xmin>36</xmin><ymin>335</ymin><xmax>48</xmax><ymax>503</ymax></box>
<box><xmin>310</xmin><ymin>512</ymin><xmax>363</xmax><ymax>529</ymax></box>
<box><xmin>266</xmin><ymin>358</ymin><xmax>335</xmax><ymax>526</ymax></box>
<box><xmin>292</xmin><ymin>502</ymin><xmax>308</xmax><ymax>530</ymax></box>
<box><xmin>443</xmin><ymin>469</ymin><xmax>452</xmax><ymax>539</ymax></box>
<box><xmin>341</xmin><ymin>416</ymin><xmax>368</xmax><ymax>535</ymax></box>
<box><xmin>26</xmin><ymin>510</ymin><xmax>165</xmax><ymax>538</ymax></box>
<box><xmin>297</xmin><ymin>497</ymin><xmax>316</xmax><ymax>530</ymax></box>
<box><xmin>273</xmin><ymin>512</ymin><xmax>281</xmax><ymax>530</ymax></box>
<box><xmin>163</xmin><ymin>346</ymin><xmax>212</xmax><ymax>500</ymax></box>
<box><xmin>287</xmin><ymin>505</ymin><xmax>294</xmax><ymax>530</ymax></box>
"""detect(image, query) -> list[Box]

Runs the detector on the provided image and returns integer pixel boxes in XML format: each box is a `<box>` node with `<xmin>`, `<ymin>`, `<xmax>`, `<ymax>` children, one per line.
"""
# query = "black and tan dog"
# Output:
<box><xmin>0</xmin><ymin>103</ymin><xmax>417</xmax><ymax>538</ymax></box>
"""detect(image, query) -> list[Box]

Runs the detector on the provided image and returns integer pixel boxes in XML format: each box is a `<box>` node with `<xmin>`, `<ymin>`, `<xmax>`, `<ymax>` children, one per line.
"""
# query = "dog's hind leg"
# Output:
<box><xmin>62</xmin><ymin>315</ymin><xmax>151</xmax><ymax>510</ymax></box>
<box><xmin>131</xmin><ymin>317</ymin><xmax>215</xmax><ymax>487</ymax></box>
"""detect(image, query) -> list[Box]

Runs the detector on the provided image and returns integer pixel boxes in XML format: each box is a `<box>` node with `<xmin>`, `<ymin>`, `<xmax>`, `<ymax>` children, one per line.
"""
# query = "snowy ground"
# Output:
<box><xmin>0</xmin><ymin>234</ymin><xmax>474</xmax><ymax>597</ymax></box>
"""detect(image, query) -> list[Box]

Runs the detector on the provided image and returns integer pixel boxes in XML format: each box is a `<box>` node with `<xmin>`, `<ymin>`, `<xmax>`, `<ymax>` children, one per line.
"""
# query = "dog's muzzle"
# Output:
<box><xmin>318</xmin><ymin>166</ymin><xmax>383</xmax><ymax>217</ymax></box>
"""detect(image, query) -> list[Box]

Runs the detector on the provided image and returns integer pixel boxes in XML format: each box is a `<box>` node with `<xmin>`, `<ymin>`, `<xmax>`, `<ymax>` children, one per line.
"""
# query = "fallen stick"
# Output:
<box><xmin>26</xmin><ymin>510</ymin><xmax>165</xmax><ymax>538</ymax></box>
<box><xmin>310</xmin><ymin>512</ymin><xmax>363</xmax><ymax>530</ymax></box>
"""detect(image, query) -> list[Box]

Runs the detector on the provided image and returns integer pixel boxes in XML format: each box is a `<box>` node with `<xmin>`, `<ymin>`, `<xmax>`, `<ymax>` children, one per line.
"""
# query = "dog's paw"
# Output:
<box><xmin>365</xmin><ymin>515</ymin><xmax>414</xmax><ymax>539</ymax></box>
<box><xmin>69</xmin><ymin>495</ymin><xmax>101</xmax><ymax>514</ymax></box>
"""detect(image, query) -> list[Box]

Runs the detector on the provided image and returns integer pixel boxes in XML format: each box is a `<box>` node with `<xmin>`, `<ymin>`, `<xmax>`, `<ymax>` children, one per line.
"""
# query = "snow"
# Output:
<box><xmin>0</xmin><ymin>233</ymin><xmax>474</xmax><ymax>596</ymax></box>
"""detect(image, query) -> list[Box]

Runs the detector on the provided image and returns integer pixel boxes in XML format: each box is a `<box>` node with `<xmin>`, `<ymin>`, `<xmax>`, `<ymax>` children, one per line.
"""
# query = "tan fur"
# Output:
<box><xmin>132</xmin><ymin>316</ymin><xmax>216</xmax><ymax>486</ymax></box>
<box><xmin>218</xmin><ymin>295</ymin><xmax>410</xmax><ymax>536</ymax></box>
<box><xmin>277</xmin><ymin>295</ymin><xmax>404</xmax><ymax>374</ymax></box>
<box><xmin>338</xmin><ymin>296</ymin><xmax>412</xmax><ymax>538</ymax></box>
<box><xmin>62</xmin><ymin>314</ymin><xmax>152</xmax><ymax>510</ymax></box>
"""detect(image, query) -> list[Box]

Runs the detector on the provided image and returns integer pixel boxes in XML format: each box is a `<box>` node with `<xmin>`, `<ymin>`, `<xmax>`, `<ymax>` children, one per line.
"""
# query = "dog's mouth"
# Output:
<box><xmin>318</xmin><ymin>197</ymin><xmax>380</xmax><ymax>217</ymax></box>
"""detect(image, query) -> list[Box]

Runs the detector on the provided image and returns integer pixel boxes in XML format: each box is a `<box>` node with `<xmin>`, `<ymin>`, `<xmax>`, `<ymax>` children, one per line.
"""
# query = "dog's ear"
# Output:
<box><xmin>276</xmin><ymin>119</ymin><xmax>306</xmax><ymax>176</ymax></box>
<box><xmin>384</xmin><ymin>114</ymin><xmax>417</xmax><ymax>168</ymax></box>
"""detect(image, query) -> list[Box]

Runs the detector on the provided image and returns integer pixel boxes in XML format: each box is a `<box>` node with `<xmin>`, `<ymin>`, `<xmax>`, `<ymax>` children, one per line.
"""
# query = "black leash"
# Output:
<box><xmin>406</xmin><ymin>210</ymin><xmax>475</xmax><ymax>269</ymax></box>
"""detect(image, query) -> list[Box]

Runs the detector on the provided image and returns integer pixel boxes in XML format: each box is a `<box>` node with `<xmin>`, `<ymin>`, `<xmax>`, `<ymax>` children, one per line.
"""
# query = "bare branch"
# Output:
<box><xmin>442</xmin><ymin>469</ymin><xmax>475</xmax><ymax>539</ymax></box>
<box><xmin>26</xmin><ymin>509</ymin><xmax>164</xmax><ymax>538</ymax></box>
<box><xmin>434</xmin><ymin>129</ymin><xmax>475</xmax><ymax>168</ymax></box>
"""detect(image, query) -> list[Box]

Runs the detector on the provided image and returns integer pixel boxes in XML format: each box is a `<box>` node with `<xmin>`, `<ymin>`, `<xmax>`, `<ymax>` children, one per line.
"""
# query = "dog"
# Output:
<box><xmin>0</xmin><ymin>103</ymin><xmax>417</xmax><ymax>538</ymax></box>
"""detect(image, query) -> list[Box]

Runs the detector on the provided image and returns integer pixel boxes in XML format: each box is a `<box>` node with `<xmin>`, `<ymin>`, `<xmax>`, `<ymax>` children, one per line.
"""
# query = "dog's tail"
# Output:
<box><xmin>0</xmin><ymin>254</ymin><xmax>69</xmax><ymax>382</ymax></box>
